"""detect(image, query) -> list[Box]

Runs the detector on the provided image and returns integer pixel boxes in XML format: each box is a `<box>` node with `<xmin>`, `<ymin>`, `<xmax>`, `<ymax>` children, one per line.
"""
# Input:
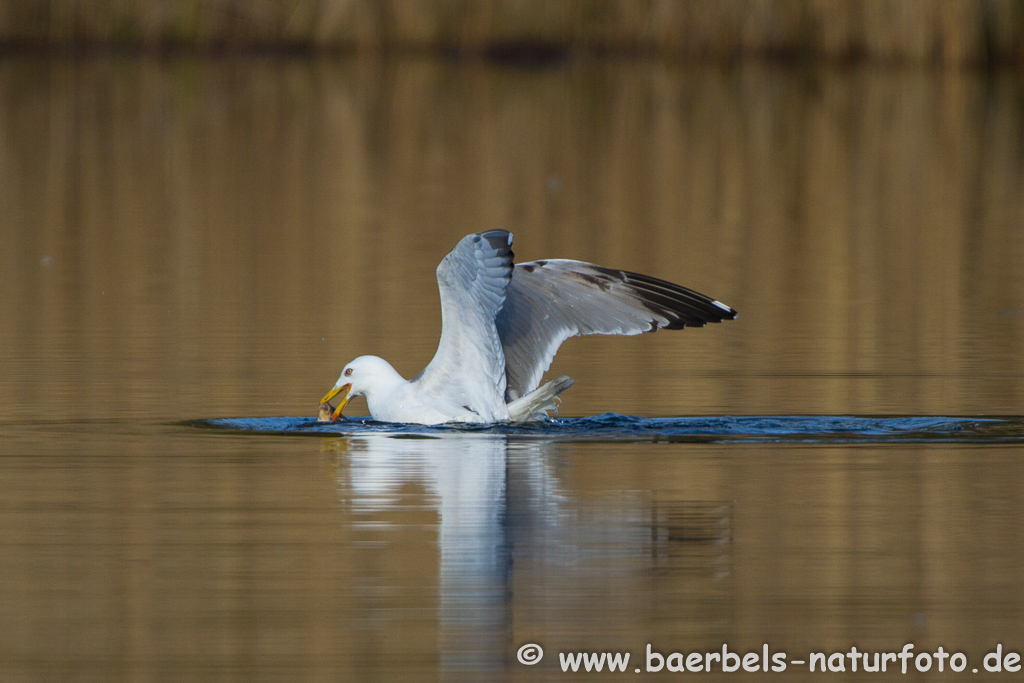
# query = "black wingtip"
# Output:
<box><xmin>712</xmin><ymin>300</ymin><xmax>738</xmax><ymax>321</ymax></box>
<box><xmin>598</xmin><ymin>267</ymin><xmax>737</xmax><ymax>330</ymax></box>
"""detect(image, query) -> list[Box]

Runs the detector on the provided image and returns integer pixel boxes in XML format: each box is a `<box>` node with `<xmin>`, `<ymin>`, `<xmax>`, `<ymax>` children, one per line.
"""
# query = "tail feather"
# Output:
<box><xmin>507</xmin><ymin>375</ymin><xmax>574</xmax><ymax>422</ymax></box>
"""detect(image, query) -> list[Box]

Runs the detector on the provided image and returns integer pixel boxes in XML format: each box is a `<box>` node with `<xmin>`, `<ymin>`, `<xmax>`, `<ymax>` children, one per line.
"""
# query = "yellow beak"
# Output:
<box><xmin>321</xmin><ymin>383</ymin><xmax>352</xmax><ymax>421</ymax></box>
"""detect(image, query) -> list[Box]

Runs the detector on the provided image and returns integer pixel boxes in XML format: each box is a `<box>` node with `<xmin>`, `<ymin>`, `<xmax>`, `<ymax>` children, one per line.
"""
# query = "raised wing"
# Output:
<box><xmin>413</xmin><ymin>230</ymin><xmax>515</xmax><ymax>418</ymax></box>
<box><xmin>496</xmin><ymin>259</ymin><xmax>737</xmax><ymax>400</ymax></box>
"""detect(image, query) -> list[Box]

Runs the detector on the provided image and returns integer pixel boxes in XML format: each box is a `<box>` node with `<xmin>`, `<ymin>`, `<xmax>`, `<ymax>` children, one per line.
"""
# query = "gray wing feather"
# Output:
<box><xmin>496</xmin><ymin>259</ymin><xmax>737</xmax><ymax>400</ymax></box>
<box><xmin>414</xmin><ymin>230</ymin><xmax>515</xmax><ymax>408</ymax></box>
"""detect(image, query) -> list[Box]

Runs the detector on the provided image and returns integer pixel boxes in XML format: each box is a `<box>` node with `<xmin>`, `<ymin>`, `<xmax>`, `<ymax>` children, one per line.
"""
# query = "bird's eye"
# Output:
<box><xmin>344</xmin><ymin>368</ymin><xmax>353</xmax><ymax>377</ymax></box>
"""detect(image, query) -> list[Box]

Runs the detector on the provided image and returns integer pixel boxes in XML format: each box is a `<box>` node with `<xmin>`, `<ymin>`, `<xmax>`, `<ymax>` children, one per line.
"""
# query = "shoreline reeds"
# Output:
<box><xmin>0</xmin><ymin>1</ymin><xmax>1022</xmax><ymax>66</ymax></box>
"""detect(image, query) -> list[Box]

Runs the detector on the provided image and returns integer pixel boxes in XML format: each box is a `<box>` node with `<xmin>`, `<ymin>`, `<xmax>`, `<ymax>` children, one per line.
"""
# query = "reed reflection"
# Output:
<box><xmin>2</xmin><ymin>60</ymin><xmax>1024</xmax><ymax>420</ymax></box>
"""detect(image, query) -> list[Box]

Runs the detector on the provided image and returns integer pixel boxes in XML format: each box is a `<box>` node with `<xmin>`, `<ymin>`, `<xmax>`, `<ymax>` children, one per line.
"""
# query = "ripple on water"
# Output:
<box><xmin>185</xmin><ymin>414</ymin><xmax>1024</xmax><ymax>444</ymax></box>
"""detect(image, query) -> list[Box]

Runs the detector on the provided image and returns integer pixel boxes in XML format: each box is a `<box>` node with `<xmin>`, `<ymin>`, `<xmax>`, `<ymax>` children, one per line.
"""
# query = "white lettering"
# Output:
<box><xmin>606</xmin><ymin>651</ymin><xmax>630</xmax><ymax>672</ymax></box>
<box><xmin>645</xmin><ymin>644</ymin><xmax>664</xmax><ymax>672</ymax></box>
<box><xmin>898</xmin><ymin>644</ymin><xmax>915</xmax><ymax>674</ymax></box>
<box><xmin>722</xmin><ymin>645</ymin><xmax>740</xmax><ymax>672</ymax></box>
<box><xmin>562</xmin><ymin>651</ymin><xmax>629</xmax><ymax>673</ymax></box>
<box><xmin>559</xmin><ymin>652</ymin><xmax>583</xmax><ymax>672</ymax></box>
<box><xmin>846</xmin><ymin>646</ymin><xmax>860</xmax><ymax>672</ymax></box>
<box><xmin>985</xmin><ymin>644</ymin><xmax>1003</xmax><ymax>672</ymax></box>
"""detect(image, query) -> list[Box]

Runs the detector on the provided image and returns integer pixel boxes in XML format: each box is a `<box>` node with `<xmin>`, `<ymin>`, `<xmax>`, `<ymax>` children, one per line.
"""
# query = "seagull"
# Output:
<box><xmin>320</xmin><ymin>230</ymin><xmax>736</xmax><ymax>424</ymax></box>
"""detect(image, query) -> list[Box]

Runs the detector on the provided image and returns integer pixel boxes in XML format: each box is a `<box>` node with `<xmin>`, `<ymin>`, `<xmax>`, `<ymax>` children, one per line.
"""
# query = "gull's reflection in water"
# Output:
<box><xmin>330</xmin><ymin>432</ymin><xmax>731</xmax><ymax>675</ymax></box>
<box><xmin>334</xmin><ymin>433</ymin><xmax>559</xmax><ymax>672</ymax></box>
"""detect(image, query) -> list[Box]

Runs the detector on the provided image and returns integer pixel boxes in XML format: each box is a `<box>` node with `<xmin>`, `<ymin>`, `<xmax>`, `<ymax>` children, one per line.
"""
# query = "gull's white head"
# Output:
<box><xmin>320</xmin><ymin>355</ymin><xmax>400</xmax><ymax>421</ymax></box>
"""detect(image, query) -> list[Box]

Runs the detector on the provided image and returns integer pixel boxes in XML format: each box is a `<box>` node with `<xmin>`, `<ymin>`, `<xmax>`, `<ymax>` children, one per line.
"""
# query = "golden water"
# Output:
<box><xmin>1</xmin><ymin>57</ymin><xmax>1023</xmax><ymax>681</ymax></box>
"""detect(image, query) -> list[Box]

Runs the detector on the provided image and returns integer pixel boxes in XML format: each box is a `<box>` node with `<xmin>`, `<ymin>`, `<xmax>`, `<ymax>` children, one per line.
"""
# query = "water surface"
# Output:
<box><xmin>2</xmin><ymin>57</ymin><xmax>1024</xmax><ymax>681</ymax></box>
<box><xmin>201</xmin><ymin>414</ymin><xmax>1024</xmax><ymax>444</ymax></box>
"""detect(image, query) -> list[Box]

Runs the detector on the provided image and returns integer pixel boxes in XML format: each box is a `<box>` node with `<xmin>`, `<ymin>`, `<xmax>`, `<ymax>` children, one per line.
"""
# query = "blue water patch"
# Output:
<box><xmin>185</xmin><ymin>414</ymin><xmax>1024</xmax><ymax>444</ymax></box>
